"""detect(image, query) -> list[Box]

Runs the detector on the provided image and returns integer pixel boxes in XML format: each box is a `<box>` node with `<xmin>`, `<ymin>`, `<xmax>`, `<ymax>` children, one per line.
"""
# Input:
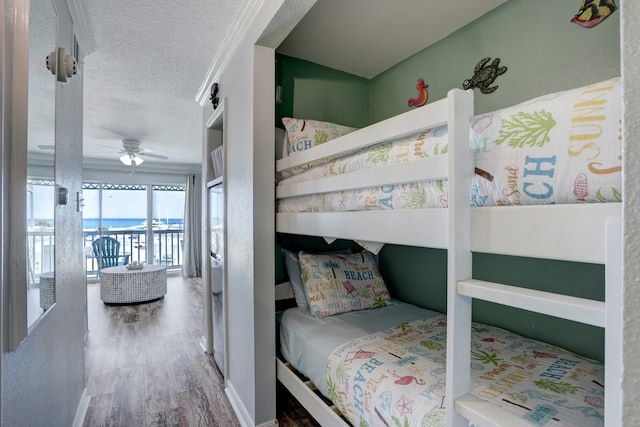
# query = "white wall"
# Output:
<box><xmin>198</xmin><ymin>1</ymin><xmax>323</xmax><ymax>424</ymax></box>
<box><xmin>621</xmin><ymin>1</ymin><xmax>640</xmax><ymax>423</ymax></box>
<box><xmin>201</xmin><ymin>1</ymin><xmax>283</xmax><ymax>424</ymax></box>
<box><xmin>1</xmin><ymin>0</ymin><xmax>88</xmax><ymax>425</ymax></box>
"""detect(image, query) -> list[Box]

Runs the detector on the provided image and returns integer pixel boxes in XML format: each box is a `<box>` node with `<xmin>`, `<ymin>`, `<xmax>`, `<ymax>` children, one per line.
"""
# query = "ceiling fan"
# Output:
<box><xmin>117</xmin><ymin>139</ymin><xmax>168</xmax><ymax>167</ymax></box>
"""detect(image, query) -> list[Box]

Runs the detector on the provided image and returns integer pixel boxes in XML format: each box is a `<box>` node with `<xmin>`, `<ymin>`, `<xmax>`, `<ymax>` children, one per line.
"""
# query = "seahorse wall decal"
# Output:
<box><xmin>408</xmin><ymin>78</ymin><xmax>429</xmax><ymax>107</ymax></box>
<box><xmin>494</xmin><ymin>110</ymin><xmax>557</xmax><ymax>148</ymax></box>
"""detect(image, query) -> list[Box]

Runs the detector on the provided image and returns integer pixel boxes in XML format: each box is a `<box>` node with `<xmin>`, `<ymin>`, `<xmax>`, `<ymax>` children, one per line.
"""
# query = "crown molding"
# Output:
<box><xmin>67</xmin><ymin>0</ymin><xmax>96</xmax><ymax>56</ymax></box>
<box><xmin>195</xmin><ymin>0</ymin><xmax>264</xmax><ymax>105</ymax></box>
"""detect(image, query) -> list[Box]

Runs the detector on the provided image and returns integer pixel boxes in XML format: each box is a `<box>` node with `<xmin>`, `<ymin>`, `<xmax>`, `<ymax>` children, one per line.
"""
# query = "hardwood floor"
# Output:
<box><xmin>83</xmin><ymin>276</ymin><xmax>240</xmax><ymax>427</ymax></box>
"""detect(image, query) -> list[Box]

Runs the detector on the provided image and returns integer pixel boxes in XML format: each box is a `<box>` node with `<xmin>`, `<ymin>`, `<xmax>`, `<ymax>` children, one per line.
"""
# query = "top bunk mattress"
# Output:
<box><xmin>277</xmin><ymin>77</ymin><xmax>621</xmax><ymax>212</ymax></box>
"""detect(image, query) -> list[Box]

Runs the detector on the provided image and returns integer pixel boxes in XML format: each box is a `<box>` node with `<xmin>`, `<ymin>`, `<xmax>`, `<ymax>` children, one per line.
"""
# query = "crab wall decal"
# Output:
<box><xmin>463</xmin><ymin>57</ymin><xmax>507</xmax><ymax>94</ymax></box>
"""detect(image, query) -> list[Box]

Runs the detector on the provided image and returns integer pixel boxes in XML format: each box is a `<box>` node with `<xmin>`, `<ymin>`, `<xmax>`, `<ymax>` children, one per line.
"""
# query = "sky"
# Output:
<box><xmin>30</xmin><ymin>185</ymin><xmax>185</xmax><ymax>219</ymax></box>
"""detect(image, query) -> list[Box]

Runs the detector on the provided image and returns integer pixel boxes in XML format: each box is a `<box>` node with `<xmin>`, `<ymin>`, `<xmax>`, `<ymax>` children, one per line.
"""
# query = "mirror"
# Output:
<box><xmin>26</xmin><ymin>0</ymin><xmax>56</xmax><ymax>328</ymax></box>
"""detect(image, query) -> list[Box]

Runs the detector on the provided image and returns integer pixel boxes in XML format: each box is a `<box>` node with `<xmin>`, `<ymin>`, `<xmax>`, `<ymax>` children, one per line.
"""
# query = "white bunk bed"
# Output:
<box><xmin>275</xmin><ymin>84</ymin><xmax>621</xmax><ymax>426</ymax></box>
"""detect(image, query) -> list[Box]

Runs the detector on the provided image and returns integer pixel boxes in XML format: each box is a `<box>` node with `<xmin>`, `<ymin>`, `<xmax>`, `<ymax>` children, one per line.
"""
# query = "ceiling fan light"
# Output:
<box><xmin>133</xmin><ymin>155</ymin><xmax>144</xmax><ymax>166</ymax></box>
<box><xmin>120</xmin><ymin>154</ymin><xmax>132</xmax><ymax>166</ymax></box>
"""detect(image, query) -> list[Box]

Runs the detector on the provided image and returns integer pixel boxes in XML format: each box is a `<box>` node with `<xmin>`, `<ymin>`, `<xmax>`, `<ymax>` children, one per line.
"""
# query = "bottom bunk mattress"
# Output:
<box><xmin>279</xmin><ymin>302</ymin><xmax>604</xmax><ymax>427</ymax></box>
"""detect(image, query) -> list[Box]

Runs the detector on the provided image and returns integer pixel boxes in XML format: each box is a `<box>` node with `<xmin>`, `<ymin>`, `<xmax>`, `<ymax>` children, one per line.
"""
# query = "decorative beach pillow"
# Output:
<box><xmin>282</xmin><ymin>117</ymin><xmax>358</xmax><ymax>156</ymax></box>
<box><xmin>281</xmin><ymin>247</ymin><xmax>353</xmax><ymax>310</ymax></box>
<box><xmin>298</xmin><ymin>251</ymin><xmax>392</xmax><ymax>318</ymax></box>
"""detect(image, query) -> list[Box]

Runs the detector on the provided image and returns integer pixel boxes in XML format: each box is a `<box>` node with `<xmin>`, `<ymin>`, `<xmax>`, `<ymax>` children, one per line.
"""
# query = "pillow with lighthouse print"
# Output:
<box><xmin>298</xmin><ymin>251</ymin><xmax>392</xmax><ymax>318</ymax></box>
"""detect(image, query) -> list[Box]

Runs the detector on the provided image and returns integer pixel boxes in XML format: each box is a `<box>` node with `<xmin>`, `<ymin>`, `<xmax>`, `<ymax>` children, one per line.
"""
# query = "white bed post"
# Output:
<box><xmin>445</xmin><ymin>88</ymin><xmax>474</xmax><ymax>427</ymax></box>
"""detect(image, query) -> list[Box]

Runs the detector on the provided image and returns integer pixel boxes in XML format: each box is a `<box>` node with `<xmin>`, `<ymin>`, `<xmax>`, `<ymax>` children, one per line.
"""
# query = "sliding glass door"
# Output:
<box><xmin>82</xmin><ymin>183</ymin><xmax>185</xmax><ymax>279</ymax></box>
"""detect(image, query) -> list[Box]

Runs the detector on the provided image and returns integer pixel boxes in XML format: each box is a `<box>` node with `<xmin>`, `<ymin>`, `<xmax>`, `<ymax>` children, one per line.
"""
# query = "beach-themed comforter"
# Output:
<box><xmin>327</xmin><ymin>314</ymin><xmax>604</xmax><ymax>427</ymax></box>
<box><xmin>277</xmin><ymin>77</ymin><xmax>621</xmax><ymax>212</ymax></box>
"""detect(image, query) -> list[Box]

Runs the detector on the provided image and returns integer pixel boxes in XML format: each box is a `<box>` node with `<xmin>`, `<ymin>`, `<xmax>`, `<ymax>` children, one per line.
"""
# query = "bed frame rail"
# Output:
<box><xmin>276</xmin><ymin>358</ymin><xmax>349</xmax><ymax>427</ymax></box>
<box><xmin>277</xmin><ymin>155</ymin><xmax>448</xmax><ymax>199</ymax></box>
<box><xmin>457</xmin><ymin>279</ymin><xmax>605</xmax><ymax>327</ymax></box>
<box><xmin>276</xmin><ymin>91</ymin><xmax>464</xmax><ymax>173</ymax></box>
<box><xmin>277</xmin><ymin>209</ymin><xmax>449</xmax><ymax>248</ymax></box>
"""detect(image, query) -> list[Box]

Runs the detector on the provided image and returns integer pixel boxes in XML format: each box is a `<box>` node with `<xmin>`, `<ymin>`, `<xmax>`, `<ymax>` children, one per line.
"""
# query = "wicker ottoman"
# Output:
<box><xmin>100</xmin><ymin>265</ymin><xmax>167</xmax><ymax>304</ymax></box>
<box><xmin>40</xmin><ymin>271</ymin><xmax>55</xmax><ymax>310</ymax></box>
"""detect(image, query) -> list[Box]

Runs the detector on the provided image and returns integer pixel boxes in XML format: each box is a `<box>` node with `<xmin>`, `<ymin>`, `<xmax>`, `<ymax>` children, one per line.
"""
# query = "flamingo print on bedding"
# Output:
<box><xmin>326</xmin><ymin>314</ymin><xmax>604</xmax><ymax>427</ymax></box>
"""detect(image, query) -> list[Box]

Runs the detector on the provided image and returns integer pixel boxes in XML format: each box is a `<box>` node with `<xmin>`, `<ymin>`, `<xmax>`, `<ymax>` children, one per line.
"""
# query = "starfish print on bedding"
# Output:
<box><xmin>395</xmin><ymin>395</ymin><xmax>414</xmax><ymax>416</ymax></box>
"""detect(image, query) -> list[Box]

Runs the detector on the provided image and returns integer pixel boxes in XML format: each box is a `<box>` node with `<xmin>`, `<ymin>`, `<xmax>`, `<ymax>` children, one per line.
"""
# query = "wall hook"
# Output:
<box><xmin>210</xmin><ymin>83</ymin><xmax>219</xmax><ymax>109</ymax></box>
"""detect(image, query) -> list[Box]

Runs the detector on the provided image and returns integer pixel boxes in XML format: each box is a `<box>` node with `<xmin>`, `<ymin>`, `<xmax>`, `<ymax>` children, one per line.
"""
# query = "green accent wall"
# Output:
<box><xmin>369</xmin><ymin>0</ymin><xmax>620</xmax><ymax>122</ymax></box>
<box><xmin>367</xmin><ymin>0</ymin><xmax>619</xmax><ymax>362</ymax></box>
<box><xmin>276</xmin><ymin>0</ymin><xmax>619</xmax><ymax>361</ymax></box>
<box><xmin>275</xmin><ymin>54</ymin><xmax>370</xmax><ymax>129</ymax></box>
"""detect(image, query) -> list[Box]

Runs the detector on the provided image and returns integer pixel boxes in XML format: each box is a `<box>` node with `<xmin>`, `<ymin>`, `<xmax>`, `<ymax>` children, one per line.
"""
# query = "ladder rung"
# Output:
<box><xmin>455</xmin><ymin>393</ymin><xmax>535</xmax><ymax>427</ymax></box>
<box><xmin>457</xmin><ymin>279</ymin><xmax>605</xmax><ymax>327</ymax></box>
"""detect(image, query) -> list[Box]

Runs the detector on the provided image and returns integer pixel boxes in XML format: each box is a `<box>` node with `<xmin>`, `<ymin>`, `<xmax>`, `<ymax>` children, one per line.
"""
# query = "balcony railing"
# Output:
<box><xmin>27</xmin><ymin>227</ymin><xmax>184</xmax><ymax>282</ymax></box>
<box><xmin>27</xmin><ymin>229</ymin><xmax>55</xmax><ymax>287</ymax></box>
<box><xmin>83</xmin><ymin>228</ymin><xmax>184</xmax><ymax>278</ymax></box>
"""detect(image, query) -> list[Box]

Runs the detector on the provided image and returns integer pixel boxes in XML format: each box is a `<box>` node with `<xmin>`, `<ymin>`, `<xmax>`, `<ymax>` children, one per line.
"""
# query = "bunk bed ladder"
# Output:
<box><xmin>445</xmin><ymin>91</ymin><xmax>622</xmax><ymax>426</ymax></box>
<box><xmin>445</xmin><ymin>87</ymin><xmax>474</xmax><ymax>427</ymax></box>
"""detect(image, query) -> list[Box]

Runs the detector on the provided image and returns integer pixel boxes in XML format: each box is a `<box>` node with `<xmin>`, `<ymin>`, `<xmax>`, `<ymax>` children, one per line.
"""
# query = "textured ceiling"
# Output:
<box><xmin>28</xmin><ymin>0</ymin><xmax>243</xmax><ymax>170</ymax></box>
<box><xmin>27</xmin><ymin>0</ymin><xmax>506</xmax><ymax>170</ymax></box>
<box><xmin>80</xmin><ymin>0</ymin><xmax>241</xmax><ymax>167</ymax></box>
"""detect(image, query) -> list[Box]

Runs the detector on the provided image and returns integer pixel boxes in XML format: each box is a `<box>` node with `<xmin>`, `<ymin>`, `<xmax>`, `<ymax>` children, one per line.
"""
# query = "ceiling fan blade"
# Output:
<box><xmin>38</xmin><ymin>144</ymin><xmax>55</xmax><ymax>150</ymax></box>
<box><xmin>96</xmin><ymin>143</ymin><xmax>125</xmax><ymax>152</ymax></box>
<box><xmin>139</xmin><ymin>152</ymin><xmax>168</xmax><ymax>160</ymax></box>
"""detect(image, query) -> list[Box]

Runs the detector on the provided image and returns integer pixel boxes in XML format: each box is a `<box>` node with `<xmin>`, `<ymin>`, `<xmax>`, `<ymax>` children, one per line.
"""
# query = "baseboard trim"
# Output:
<box><xmin>225</xmin><ymin>381</ymin><xmax>277</xmax><ymax>427</ymax></box>
<box><xmin>199</xmin><ymin>335</ymin><xmax>211</xmax><ymax>354</ymax></box>
<box><xmin>72</xmin><ymin>388</ymin><xmax>90</xmax><ymax>427</ymax></box>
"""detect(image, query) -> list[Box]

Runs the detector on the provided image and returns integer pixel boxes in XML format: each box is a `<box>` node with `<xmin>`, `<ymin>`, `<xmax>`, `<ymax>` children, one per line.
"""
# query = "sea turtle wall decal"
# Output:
<box><xmin>462</xmin><ymin>57</ymin><xmax>507</xmax><ymax>94</ymax></box>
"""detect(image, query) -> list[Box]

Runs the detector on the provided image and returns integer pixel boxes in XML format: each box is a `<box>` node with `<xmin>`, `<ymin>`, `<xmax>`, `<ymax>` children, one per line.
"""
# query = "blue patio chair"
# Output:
<box><xmin>92</xmin><ymin>237</ymin><xmax>130</xmax><ymax>276</ymax></box>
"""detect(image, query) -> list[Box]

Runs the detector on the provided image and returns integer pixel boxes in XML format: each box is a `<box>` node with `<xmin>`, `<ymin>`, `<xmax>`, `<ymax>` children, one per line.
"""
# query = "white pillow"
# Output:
<box><xmin>282</xmin><ymin>117</ymin><xmax>357</xmax><ymax>156</ymax></box>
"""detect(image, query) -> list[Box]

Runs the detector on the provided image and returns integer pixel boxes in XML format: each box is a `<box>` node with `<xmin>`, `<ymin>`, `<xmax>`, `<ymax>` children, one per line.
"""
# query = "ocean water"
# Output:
<box><xmin>80</xmin><ymin>218</ymin><xmax>183</xmax><ymax>230</ymax></box>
